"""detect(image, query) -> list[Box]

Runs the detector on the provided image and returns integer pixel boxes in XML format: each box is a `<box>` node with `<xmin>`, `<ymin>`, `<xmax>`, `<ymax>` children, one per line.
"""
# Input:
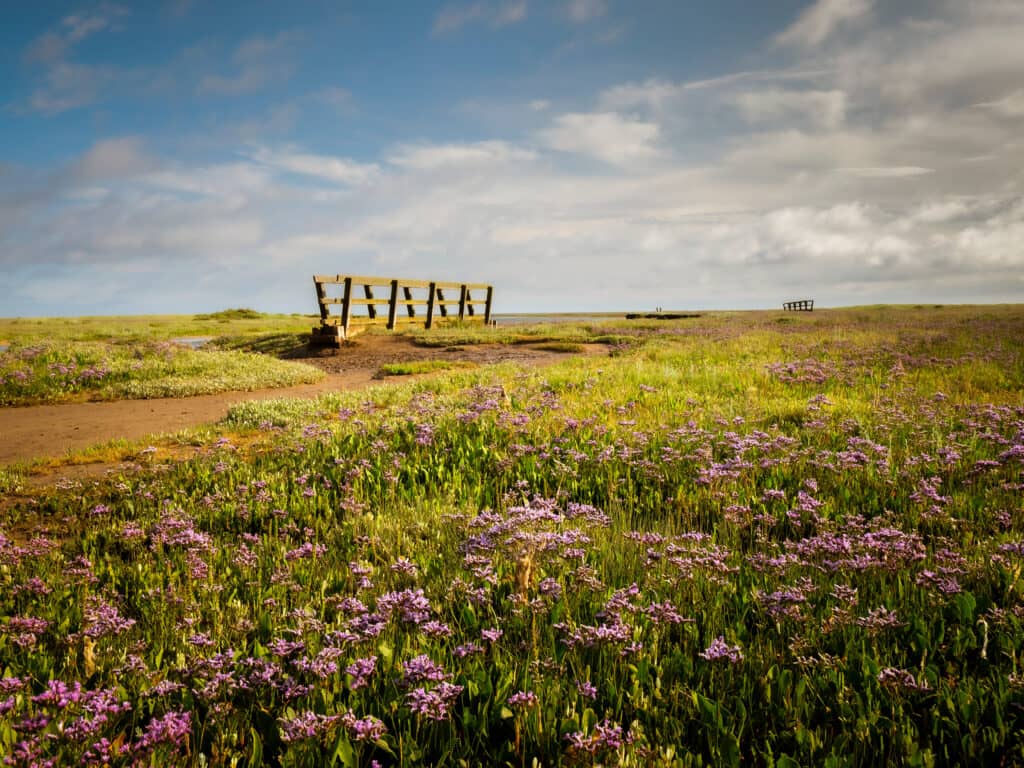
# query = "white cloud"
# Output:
<box><xmin>839</xmin><ymin>166</ymin><xmax>934</xmax><ymax>178</ymax></box>
<box><xmin>432</xmin><ymin>2</ymin><xmax>528</xmax><ymax>35</ymax></box>
<box><xmin>71</xmin><ymin>137</ymin><xmax>157</xmax><ymax>181</ymax></box>
<box><xmin>433</xmin><ymin>3</ymin><xmax>485</xmax><ymax>34</ymax></box>
<box><xmin>975</xmin><ymin>89</ymin><xmax>1024</xmax><ymax>118</ymax></box>
<box><xmin>732</xmin><ymin>88</ymin><xmax>847</xmax><ymax>129</ymax></box>
<box><xmin>22</xmin><ymin>6</ymin><xmax>131</xmax><ymax>114</ymax></box>
<box><xmin>62</xmin><ymin>11</ymin><xmax>116</xmax><ymax>42</ymax></box>
<box><xmin>905</xmin><ymin>199</ymin><xmax>972</xmax><ymax>225</ymax></box>
<box><xmin>566</xmin><ymin>0</ymin><xmax>607</xmax><ymax>23</ymax></box>
<box><xmin>315</xmin><ymin>86</ymin><xmax>353</xmax><ymax>109</ymax></box>
<box><xmin>387</xmin><ymin>141</ymin><xmax>536</xmax><ymax>170</ymax></box>
<box><xmin>538</xmin><ymin>112</ymin><xmax>660</xmax><ymax>167</ymax></box>
<box><xmin>495</xmin><ymin>1</ymin><xmax>528</xmax><ymax>26</ymax></box>
<box><xmin>198</xmin><ymin>31</ymin><xmax>299</xmax><ymax>95</ymax></box>
<box><xmin>776</xmin><ymin>0</ymin><xmax>871</xmax><ymax>48</ymax></box>
<box><xmin>250</xmin><ymin>146</ymin><xmax>380</xmax><ymax>185</ymax></box>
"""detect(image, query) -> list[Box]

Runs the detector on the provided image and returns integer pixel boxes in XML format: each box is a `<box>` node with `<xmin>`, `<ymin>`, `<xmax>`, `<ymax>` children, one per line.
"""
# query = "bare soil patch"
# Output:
<box><xmin>0</xmin><ymin>334</ymin><xmax>607</xmax><ymax>468</ymax></box>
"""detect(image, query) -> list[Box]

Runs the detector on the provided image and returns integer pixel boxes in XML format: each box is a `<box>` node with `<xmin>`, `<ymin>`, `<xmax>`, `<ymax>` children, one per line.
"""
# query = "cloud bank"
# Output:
<box><xmin>3</xmin><ymin>0</ymin><xmax>1023</xmax><ymax>315</ymax></box>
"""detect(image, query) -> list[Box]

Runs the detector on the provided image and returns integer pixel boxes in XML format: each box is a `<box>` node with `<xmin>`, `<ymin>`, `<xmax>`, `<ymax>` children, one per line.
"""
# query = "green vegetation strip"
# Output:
<box><xmin>1</xmin><ymin>306</ymin><xmax>1023</xmax><ymax>766</ymax></box>
<box><xmin>378</xmin><ymin>360</ymin><xmax>477</xmax><ymax>377</ymax></box>
<box><xmin>0</xmin><ymin>340</ymin><xmax>323</xmax><ymax>405</ymax></box>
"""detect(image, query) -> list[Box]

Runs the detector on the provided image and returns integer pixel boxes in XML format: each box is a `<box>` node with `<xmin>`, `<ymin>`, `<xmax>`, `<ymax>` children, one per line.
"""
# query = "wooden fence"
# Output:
<box><xmin>312</xmin><ymin>274</ymin><xmax>494</xmax><ymax>343</ymax></box>
<box><xmin>783</xmin><ymin>299</ymin><xmax>814</xmax><ymax>311</ymax></box>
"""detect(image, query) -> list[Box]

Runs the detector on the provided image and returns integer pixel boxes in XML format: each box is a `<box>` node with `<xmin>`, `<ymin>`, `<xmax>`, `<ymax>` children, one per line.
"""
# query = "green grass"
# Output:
<box><xmin>378</xmin><ymin>360</ymin><xmax>478</xmax><ymax>376</ymax></box>
<box><xmin>2</xmin><ymin>305</ymin><xmax>1024</xmax><ymax>767</ymax></box>
<box><xmin>0</xmin><ymin>340</ymin><xmax>324</xmax><ymax>405</ymax></box>
<box><xmin>531</xmin><ymin>341</ymin><xmax>585</xmax><ymax>353</ymax></box>
<box><xmin>0</xmin><ymin>311</ymin><xmax>318</xmax><ymax>345</ymax></box>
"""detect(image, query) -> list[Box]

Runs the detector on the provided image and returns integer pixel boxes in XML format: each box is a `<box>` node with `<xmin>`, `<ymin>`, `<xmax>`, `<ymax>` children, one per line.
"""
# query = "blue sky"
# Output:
<box><xmin>1</xmin><ymin>0</ymin><xmax>1023</xmax><ymax>316</ymax></box>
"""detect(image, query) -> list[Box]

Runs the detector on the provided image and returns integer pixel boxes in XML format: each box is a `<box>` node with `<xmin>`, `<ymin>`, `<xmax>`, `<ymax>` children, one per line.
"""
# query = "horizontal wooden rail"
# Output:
<box><xmin>312</xmin><ymin>274</ymin><xmax>494</xmax><ymax>344</ymax></box>
<box><xmin>783</xmin><ymin>299</ymin><xmax>814</xmax><ymax>311</ymax></box>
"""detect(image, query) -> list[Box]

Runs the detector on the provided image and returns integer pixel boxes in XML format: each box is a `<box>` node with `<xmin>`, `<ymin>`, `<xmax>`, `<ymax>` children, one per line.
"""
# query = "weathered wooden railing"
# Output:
<box><xmin>312</xmin><ymin>274</ymin><xmax>493</xmax><ymax>343</ymax></box>
<box><xmin>783</xmin><ymin>299</ymin><xmax>814</xmax><ymax>311</ymax></box>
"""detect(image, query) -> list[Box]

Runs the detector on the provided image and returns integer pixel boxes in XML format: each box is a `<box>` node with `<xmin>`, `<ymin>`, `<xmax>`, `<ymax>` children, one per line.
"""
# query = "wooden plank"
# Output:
<box><xmin>364</xmin><ymin>284</ymin><xmax>377</xmax><ymax>320</ymax></box>
<box><xmin>436</xmin><ymin>287</ymin><xmax>448</xmax><ymax>317</ymax></box>
<box><xmin>387</xmin><ymin>279</ymin><xmax>398</xmax><ymax>330</ymax></box>
<box><xmin>314</xmin><ymin>279</ymin><xmax>330</xmax><ymax>322</ymax></box>
<box><xmin>431</xmin><ymin>280</ymin><xmax>490</xmax><ymax>290</ymax></box>
<box><xmin>316</xmin><ymin>274</ymin><xmax>492</xmax><ymax>291</ymax></box>
<box><xmin>340</xmin><ymin>277</ymin><xmax>353</xmax><ymax>339</ymax></box>
<box><xmin>425</xmin><ymin>282</ymin><xmax>436</xmax><ymax>330</ymax></box>
<box><xmin>347</xmin><ymin>298</ymin><xmax>392</xmax><ymax>306</ymax></box>
<box><xmin>403</xmin><ymin>286</ymin><xmax>416</xmax><ymax>318</ymax></box>
<box><xmin>466</xmin><ymin>288</ymin><xmax>475</xmax><ymax>317</ymax></box>
<box><xmin>331</xmin><ymin>297</ymin><xmax>429</xmax><ymax>306</ymax></box>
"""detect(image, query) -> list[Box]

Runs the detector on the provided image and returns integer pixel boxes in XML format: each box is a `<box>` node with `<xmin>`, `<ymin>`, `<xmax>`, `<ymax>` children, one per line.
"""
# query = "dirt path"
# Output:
<box><xmin>0</xmin><ymin>337</ymin><xmax>606</xmax><ymax>467</ymax></box>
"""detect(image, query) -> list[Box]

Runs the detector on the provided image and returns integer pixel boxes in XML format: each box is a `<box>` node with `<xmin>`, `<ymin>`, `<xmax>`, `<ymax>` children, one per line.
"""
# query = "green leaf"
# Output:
<box><xmin>332</xmin><ymin>733</ymin><xmax>356</xmax><ymax>768</ymax></box>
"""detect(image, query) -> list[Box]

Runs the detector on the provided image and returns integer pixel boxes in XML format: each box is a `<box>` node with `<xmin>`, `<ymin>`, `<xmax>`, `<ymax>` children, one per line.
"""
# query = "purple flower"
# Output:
<box><xmin>377</xmin><ymin>588</ymin><xmax>432</xmax><ymax>624</ymax></box>
<box><xmin>0</xmin><ymin>677</ymin><xmax>25</xmax><ymax>694</ymax></box>
<box><xmin>340</xmin><ymin>711</ymin><xmax>388</xmax><ymax>741</ymax></box>
<box><xmin>565</xmin><ymin>719</ymin><xmax>635</xmax><ymax>754</ymax></box>
<box><xmin>81</xmin><ymin>596</ymin><xmax>136</xmax><ymax>638</ymax></box>
<box><xmin>278</xmin><ymin>711</ymin><xmax>338</xmax><ymax>743</ymax></box>
<box><xmin>390</xmin><ymin>556</ymin><xmax>418</xmax><ymax>575</ymax></box>
<box><xmin>856</xmin><ymin>607</ymin><xmax>905</xmax><ymax>634</ymax></box>
<box><xmin>346</xmin><ymin>656</ymin><xmax>377</xmax><ymax>690</ymax></box>
<box><xmin>419</xmin><ymin>620</ymin><xmax>452</xmax><ymax>638</ymax></box>
<box><xmin>644</xmin><ymin>600</ymin><xmax>689</xmax><ymax>625</ymax></box>
<box><xmin>878</xmin><ymin>667</ymin><xmax>931</xmax><ymax>693</ymax></box>
<box><xmin>453</xmin><ymin>642</ymin><xmax>483</xmax><ymax>658</ymax></box>
<box><xmin>576</xmin><ymin>679</ymin><xmax>598</xmax><ymax>700</ymax></box>
<box><xmin>481</xmin><ymin>627</ymin><xmax>503</xmax><ymax>642</ymax></box>
<box><xmin>538</xmin><ymin>578</ymin><xmax>562</xmax><ymax>599</ymax></box>
<box><xmin>406</xmin><ymin>682</ymin><xmax>463</xmax><ymax>720</ymax></box>
<box><xmin>700</xmin><ymin>636</ymin><xmax>744</xmax><ymax>664</ymax></box>
<box><xmin>134</xmin><ymin>710</ymin><xmax>192</xmax><ymax>754</ymax></box>
<box><xmin>401</xmin><ymin>654</ymin><xmax>448</xmax><ymax>686</ymax></box>
<box><xmin>507</xmin><ymin>690</ymin><xmax>538</xmax><ymax>708</ymax></box>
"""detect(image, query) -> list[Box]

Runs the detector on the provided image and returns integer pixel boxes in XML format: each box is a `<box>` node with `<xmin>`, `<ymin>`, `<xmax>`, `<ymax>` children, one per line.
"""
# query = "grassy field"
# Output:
<box><xmin>1</xmin><ymin>306</ymin><xmax>1023</xmax><ymax>766</ymax></box>
<box><xmin>0</xmin><ymin>310</ymin><xmax>325</xmax><ymax>405</ymax></box>
<box><xmin>0</xmin><ymin>309</ymin><xmax>317</xmax><ymax>345</ymax></box>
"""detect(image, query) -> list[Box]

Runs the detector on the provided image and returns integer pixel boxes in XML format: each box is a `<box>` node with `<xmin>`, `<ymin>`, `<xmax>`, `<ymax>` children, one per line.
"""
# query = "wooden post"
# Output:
<box><xmin>458</xmin><ymin>285</ymin><xmax>467</xmax><ymax>321</ymax></box>
<box><xmin>436</xmin><ymin>288</ymin><xmax>447</xmax><ymax>317</ymax></box>
<box><xmin>340</xmin><ymin>277</ymin><xmax>353</xmax><ymax>339</ymax></box>
<box><xmin>466</xmin><ymin>288</ymin><xmax>475</xmax><ymax>317</ymax></box>
<box><xmin>387</xmin><ymin>280</ymin><xmax>399</xmax><ymax>330</ymax></box>
<box><xmin>364</xmin><ymin>283</ymin><xmax>376</xmax><ymax>319</ymax></box>
<box><xmin>484</xmin><ymin>285</ymin><xmax>493</xmax><ymax>324</ymax></box>
<box><xmin>425</xmin><ymin>282</ymin><xmax>436</xmax><ymax>330</ymax></box>
<box><xmin>314</xmin><ymin>278</ymin><xmax>329</xmax><ymax>323</ymax></box>
<box><xmin>404</xmin><ymin>286</ymin><xmax>416</xmax><ymax>317</ymax></box>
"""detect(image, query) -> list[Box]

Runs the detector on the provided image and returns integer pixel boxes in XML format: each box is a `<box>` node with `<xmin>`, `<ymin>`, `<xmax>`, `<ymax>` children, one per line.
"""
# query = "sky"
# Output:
<box><xmin>1</xmin><ymin>0</ymin><xmax>1023</xmax><ymax>316</ymax></box>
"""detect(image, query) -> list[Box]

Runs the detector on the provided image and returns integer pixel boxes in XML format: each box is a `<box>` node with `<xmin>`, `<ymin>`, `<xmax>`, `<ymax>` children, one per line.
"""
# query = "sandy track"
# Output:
<box><xmin>0</xmin><ymin>338</ymin><xmax>604</xmax><ymax>466</ymax></box>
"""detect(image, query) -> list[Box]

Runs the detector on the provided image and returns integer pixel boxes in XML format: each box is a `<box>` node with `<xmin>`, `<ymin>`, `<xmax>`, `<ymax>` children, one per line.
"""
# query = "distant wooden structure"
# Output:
<box><xmin>783</xmin><ymin>299</ymin><xmax>814</xmax><ymax>311</ymax></box>
<box><xmin>625</xmin><ymin>312</ymin><xmax>703</xmax><ymax>320</ymax></box>
<box><xmin>312</xmin><ymin>274</ymin><xmax>493</xmax><ymax>344</ymax></box>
